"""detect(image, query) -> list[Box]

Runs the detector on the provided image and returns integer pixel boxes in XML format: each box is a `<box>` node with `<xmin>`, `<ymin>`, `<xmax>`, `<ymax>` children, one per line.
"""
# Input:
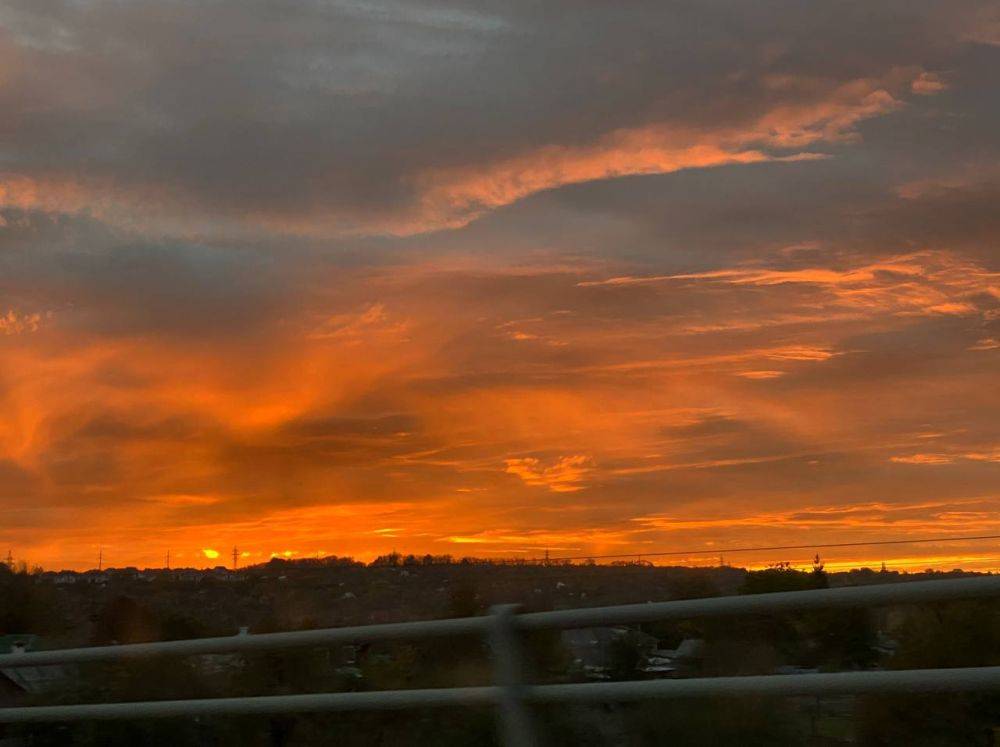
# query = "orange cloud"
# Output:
<box><xmin>0</xmin><ymin>244</ymin><xmax>996</xmax><ymax>571</ymax></box>
<box><xmin>736</xmin><ymin>370</ymin><xmax>786</xmax><ymax>380</ymax></box>
<box><xmin>580</xmin><ymin>251</ymin><xmax>999</xmax><ymax>320</ymax></box>
<box><xmin>0</xmin><ymin>310</ymin><xmax>43</xmax><ymax>336</ymax></box>
<box><xmin>412</xmin><ymin>140</ymin><xmax>785</xmax><ymax>231</ymax></box>
<box><xmin>408</xmin><ymin>73</ymin><xmax>920</xmax><ymax>231</ymax></box>
<box><xmin>505</xmin><ymin>455</ymin><xmax>595</xmax><ymax>492</ymax></box>
<box><xmin>911</xmin><ymin>71</ymin><xmax>948</xmax><ymax>95</ymax></box>
<box><xmin>891</xmin><ymin>450</ymin><xmax>1000</xmax><ymax>465</ymax></box>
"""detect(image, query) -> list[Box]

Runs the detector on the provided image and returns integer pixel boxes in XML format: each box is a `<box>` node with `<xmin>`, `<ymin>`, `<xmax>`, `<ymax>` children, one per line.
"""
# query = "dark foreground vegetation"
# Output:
<box><xmin>1</xmin><ymin>557</ymin><xmax>998</xmax><ymax>745</ymax></box>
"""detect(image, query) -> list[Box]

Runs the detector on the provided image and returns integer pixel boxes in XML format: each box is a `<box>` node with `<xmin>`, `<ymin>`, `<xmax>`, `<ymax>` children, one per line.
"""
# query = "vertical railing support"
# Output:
<box><xmin>488</xmin><ymin>604</ymin><xmax>539</xmax><ymax>747</ymax></box>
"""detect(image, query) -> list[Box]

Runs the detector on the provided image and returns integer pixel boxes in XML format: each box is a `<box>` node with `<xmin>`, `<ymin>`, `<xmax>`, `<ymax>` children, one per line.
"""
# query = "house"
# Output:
<box><xmin>0</xmin><ymin>635</ymin><xmax>71</xmax><ymax>746</ymax></box>
<box><xmin>562</xmin><ymin>627</ymin><xmax>658</xmax><ymax>679</ymax></box>
<box><xmin>640</xmin><ymin>638</ymin><xmax>705</xmax><ymax>677</ymax></box>
<box><xmin>667</xmin><ymin>637</ymin><xmax>705</xmax><ymax>662</ymax></box>
<box><xmin>0</xmin><ymin>635</ymin><xmax>72</xmax><ymax>700</ymax></box>
<box><xmin>1</xmin><ymin>635</ymin><xmax>40</xmax><ymax>704</ymax></box>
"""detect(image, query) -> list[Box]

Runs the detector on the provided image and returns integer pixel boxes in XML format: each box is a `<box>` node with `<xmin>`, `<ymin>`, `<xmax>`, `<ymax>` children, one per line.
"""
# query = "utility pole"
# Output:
<box><xmin>5</xmin><ymin>549</ymin><xmax>12</xmax><ymax>569</ymax></box>
<box><xmin>232</xmin><ymin>546</ymin><xmax>239</xmax><ymax>571</ymax></box>
<box><xmin>98</xmin><ymin>547</ymin><xmax>103</xmax><ymax>571</ymax></box>
<box><xmin>166</xmin><ymin>550</ymin><xmax>170</xmax><ymax>570</ymax></box>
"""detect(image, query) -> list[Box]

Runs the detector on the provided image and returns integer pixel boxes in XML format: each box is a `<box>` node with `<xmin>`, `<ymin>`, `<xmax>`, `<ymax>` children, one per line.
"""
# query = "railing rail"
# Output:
<box><xmin>2</xmin><ymin>575</ymin><xmax>999</xmax><ymax>743</ymax></box>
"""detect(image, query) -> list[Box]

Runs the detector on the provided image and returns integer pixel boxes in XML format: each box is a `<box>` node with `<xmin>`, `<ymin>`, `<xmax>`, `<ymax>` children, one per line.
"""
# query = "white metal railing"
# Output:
<box><xmin>1</xmin><ymin>575</ymin><xmax>999</xmax><ymax>746</ymax></box>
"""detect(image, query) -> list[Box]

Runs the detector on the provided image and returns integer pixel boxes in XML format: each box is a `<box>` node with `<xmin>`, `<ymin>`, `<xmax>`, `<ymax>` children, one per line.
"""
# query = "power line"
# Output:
<box><xmin>537</xmin><ymin>533</ymin><xmax>1000</xmax><ymax>563</ymax></box>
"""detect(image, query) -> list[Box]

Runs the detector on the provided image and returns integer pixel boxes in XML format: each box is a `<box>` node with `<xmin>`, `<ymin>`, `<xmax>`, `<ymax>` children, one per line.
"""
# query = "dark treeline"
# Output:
<box><xmin>1</xmin><ymin>559</ymin><xmax>998</xmax><ymax>745</ymax></box>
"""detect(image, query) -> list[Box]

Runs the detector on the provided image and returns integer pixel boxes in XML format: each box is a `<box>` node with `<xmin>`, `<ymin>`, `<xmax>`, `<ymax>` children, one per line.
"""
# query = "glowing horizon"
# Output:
<box><xmin>22</xmin><ymin>549</ymin><xmax>1000</xmax><ymax>575</ymax></box>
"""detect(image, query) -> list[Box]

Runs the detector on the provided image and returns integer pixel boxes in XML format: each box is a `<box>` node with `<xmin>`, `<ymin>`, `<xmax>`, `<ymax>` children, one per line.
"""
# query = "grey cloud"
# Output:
<box><xmin>1</xmin><ymin>0</ymin><xmax>995</xmax><ymax>235</ymax></box>
<box><xmin>0</xmin><ymin>210</ymin><xmax>306</xmax><ymax>340</ymax></box>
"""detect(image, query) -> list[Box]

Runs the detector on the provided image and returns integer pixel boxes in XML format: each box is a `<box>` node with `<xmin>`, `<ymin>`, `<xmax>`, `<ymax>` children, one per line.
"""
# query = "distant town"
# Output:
<box><xmin>3</xmin><ymin>555</ymin><xmax>997</xmax><ymax>744</ymax></box>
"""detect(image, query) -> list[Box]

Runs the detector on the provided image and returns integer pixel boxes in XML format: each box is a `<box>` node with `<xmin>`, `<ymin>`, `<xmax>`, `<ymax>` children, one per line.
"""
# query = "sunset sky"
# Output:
<box><xmin>1</xmin><ymin>1</ymin><xmax>998</xmax><ymax>571</ymax></box>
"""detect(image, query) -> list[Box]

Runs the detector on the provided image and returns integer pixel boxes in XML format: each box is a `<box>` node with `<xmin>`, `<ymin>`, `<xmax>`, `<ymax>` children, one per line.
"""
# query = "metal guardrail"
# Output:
<box><xmin>1</xmin><ymin>575</ymin><xmax>999</xmax><ymax>745</ymax></box>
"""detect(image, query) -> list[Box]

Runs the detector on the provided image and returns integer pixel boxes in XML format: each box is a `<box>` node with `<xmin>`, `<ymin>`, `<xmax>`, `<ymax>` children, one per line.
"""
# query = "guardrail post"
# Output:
<box><xmin>488</xmin><ymin>605</ymin><xmax>539</xmax><ymax>747</ymax></box>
